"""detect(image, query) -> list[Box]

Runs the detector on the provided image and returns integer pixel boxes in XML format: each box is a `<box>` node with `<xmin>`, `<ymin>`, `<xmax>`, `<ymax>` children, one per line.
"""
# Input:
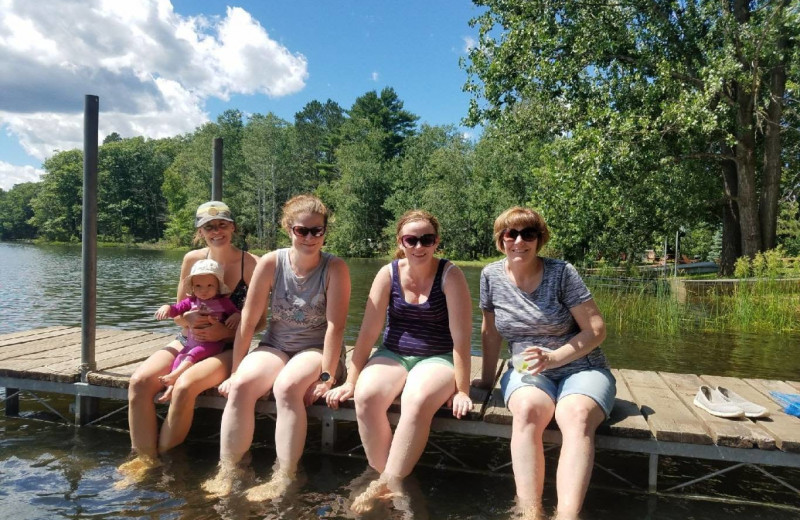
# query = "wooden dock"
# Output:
<box><xmin>2</xmin><ymin>326</ymin><xmax>800</xmax><ymax>499</ymax></box>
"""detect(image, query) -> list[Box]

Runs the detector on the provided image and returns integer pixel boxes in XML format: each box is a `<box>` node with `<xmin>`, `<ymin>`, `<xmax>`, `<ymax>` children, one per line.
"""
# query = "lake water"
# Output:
<box><xmin>1</xmin><ymin>242</ymin><xmax>798</xmax><ymax>519</ymax></box>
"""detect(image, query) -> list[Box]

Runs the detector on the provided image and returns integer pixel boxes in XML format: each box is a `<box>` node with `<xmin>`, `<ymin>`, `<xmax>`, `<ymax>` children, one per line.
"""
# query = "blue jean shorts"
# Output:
<box><xmin>500</xmin><ymin>364</ymin><xmax>617</xmax><ymax>419</ymax></box>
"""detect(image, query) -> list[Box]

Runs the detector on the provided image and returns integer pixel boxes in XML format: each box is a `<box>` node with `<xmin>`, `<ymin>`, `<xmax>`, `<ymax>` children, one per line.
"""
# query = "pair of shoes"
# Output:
<box><xmin>693</xmin><ymin>385</ymin><xmax>770</xmax><ymax>419</ymax></box>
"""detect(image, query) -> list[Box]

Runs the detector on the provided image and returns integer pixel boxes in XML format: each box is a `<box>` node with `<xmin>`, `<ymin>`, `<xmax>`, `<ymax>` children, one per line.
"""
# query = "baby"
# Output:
<box><xmin>154</xmin><ymin>259</ymin><xmax>240</xmax><ymax>402</ymax></box>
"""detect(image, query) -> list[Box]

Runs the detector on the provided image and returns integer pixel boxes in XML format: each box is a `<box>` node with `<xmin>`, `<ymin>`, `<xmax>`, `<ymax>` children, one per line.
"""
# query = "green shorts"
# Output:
<box><xmin>370</xmin><ymin>348</ymin><xmax>454</xmax><ymax>372</ymax></box>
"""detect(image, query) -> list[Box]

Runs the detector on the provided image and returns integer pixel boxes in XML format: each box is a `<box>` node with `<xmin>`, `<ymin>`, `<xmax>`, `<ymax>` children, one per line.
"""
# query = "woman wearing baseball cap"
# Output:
<box><xmin>119</xmin><ymin>201</ymin><xmax>263</xmax><ymax>481</ymax></box>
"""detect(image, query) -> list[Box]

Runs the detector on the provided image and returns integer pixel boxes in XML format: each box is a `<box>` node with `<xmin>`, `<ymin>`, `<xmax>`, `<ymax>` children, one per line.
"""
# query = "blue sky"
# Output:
<box><xmin>0</xmin><ymin>1</ymin><xmax>485</xmax><ymax>190</ymax></box>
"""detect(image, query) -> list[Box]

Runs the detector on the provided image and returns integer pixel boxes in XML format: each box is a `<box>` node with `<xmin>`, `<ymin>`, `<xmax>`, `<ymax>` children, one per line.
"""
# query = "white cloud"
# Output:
<box><xmin>463</xmin><ymin>36</ymin><xmax>476</xmax><ymax>53</ymax></box>
<box><xmin>371</xmin><ymin>71</ymin><xmax>379</xmax><ymax>82</ymax></box>
<box><xmin>0</xmin><ymin>0</ymin><xmax>308</xmax><ymax>162</ymax></box>
<box><xmin>0</xmin><ymin>161</ymin><xmax>45</xmax><ymax>190</ymax></box>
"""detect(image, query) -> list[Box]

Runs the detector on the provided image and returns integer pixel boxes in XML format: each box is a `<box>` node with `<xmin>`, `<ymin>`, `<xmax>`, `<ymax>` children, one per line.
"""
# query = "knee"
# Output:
<box><xmin>170</xmin><ymin>377</ymin><xmax>201</xmax><ymax>407</ymax></box>
<box><xmin>128</xmin><ymin>372</ymin><xmax>159</xmax><ymax>402</ymax></box>
<box><xmin>511</xmin><ymin>397</ymin><xmax>554</xmax><ymax>431</ymax></box>
<box><xmin>555</xmin><ymin>399</ymin><xmax>603</xmax><ymax>437</ymax></box>
<box><xmin>398</xmin><ymin>391</ymin><xmax>438</xmax><ymax>422</ymax></box>
<box><xmin>354</xmin><ymin>387</ymin><xmax>388</xmax><ymax>420</ymax></box>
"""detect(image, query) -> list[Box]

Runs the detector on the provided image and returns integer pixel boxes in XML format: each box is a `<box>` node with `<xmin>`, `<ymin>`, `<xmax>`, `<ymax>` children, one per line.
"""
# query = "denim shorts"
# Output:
<box><xmin>500</xmin><ymin>364</ymin><xmax>617</xmax><ymax>419</ymax></box>
<box><xmin>370</xmin><ymin>348</ymin><xmax>454</xmax><ymax>372</ymax></box>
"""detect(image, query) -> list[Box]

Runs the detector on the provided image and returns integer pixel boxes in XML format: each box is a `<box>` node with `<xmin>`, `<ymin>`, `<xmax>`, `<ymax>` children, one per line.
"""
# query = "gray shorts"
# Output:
<box><xmin>500</xmin><ymin>364</ymin><xmax>617</xmax><ymax>419</ymax></box>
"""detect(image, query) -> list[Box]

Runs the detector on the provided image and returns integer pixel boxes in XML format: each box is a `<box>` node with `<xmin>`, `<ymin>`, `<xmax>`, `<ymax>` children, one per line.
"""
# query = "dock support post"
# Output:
<box><xmin>79</xmin><ymin>94</ymin><xmax>100</xmax><ymax>426</ymax></box>
<box><xmin>321</xmin><ymin>411</ymin><xmax>336</xmax><ymax>452</ymax></box>
<box><xmin>648</xmin><ymin>453</ymin><xmax>659</xmax><ymax>493</ymax></box>
<box><xmin>4</xmin><ymin>388</ymin><xmax>19</xmax><ymax>417</ymax></box>
<box><xmin>212</xmin><ymin>137</ymin><xmax>223</xmax><ymax>201</ymax></box>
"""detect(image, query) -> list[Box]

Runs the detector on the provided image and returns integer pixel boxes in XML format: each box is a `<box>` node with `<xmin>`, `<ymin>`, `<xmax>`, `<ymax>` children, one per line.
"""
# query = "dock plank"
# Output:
<box><xmin>739</xmin><ymin>378</ymin><xmax>800</xmax><ymax>453</ymax></box>
<box><xmin>787</xmin><ymin>381</ymin><xmax>800</xmax><ymax>393</ymax></box>
<box><xmin>0</xmin><ymin>329</ymin><xmax>131</xmax><ymax>359</ymax></box>
<box><xmin>618</xmin><ymin>369</ymin><xmax>711</xmax><ymax>445</ymax></box>
<box><xmin>600</xmin><ymin>369</ymin><xmax>651</xmax><ymax>439</ymax></box>
<box><xmin>0</xmin><ymin>326</ymin><xmax>71</xmax><ymax>345</ymax></box>
<box><xmin>661</xmin><ymin>372</ymin><xmax>774</xmax><ymax>449</ymax></box>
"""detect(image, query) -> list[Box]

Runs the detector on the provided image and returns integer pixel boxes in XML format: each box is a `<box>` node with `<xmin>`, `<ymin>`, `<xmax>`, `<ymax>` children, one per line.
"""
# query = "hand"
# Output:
<box><xmin>225</xmin><ymin>313</ymin><xmax>241</xmax><ymax>330</ymax></box>
<box><xmin>449</xmin><ymin>391</ymin><xmax>473</xmax><ymax>419</ymax></box>
<box><xmin>520</xmin><ymin>346</ymin><xmax>552</xmax><ymax>376</ymax></box>
<box><xmin>182</xmin><ymin>309</ymin><xmax>211</xmax><ymax>328</ymax></box>
<box><xmin>218</xmin><ymin>373</ymin><xmax>236</xmax><ymax>397</ymax></box>
<box><xmin>154</xmin><ymin>305</ymin><xmax>171</xmax><ymax>320</ymax></box>
<box><xmin>191</xmin><ymin>316</ymin><xmax>229</xmax><ymax>342</ymax></box>
<box><xmin>324</xmin><ymin>381</ymin><xmax>355</xmax><ymax>410</ymax></box>
<box><xmin>304</xmin><ymin>381</ymin><xmax>333</xmax><ymax>407</ymax></box>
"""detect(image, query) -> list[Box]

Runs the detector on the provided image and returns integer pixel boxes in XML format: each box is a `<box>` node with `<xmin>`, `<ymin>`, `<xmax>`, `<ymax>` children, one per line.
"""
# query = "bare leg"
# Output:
<box><xmin>158</xmin><ymin>349</ymin><xmax>232</xmax><ymax>454</ymax></box>
<box><xmin>352</xmin><ymin>362</ymin><xmax>455</xmax><ymax>513</ymax></box>
<box><xmin>553</xmin><ymin>394</ymin><xmax>605</xmax><ymax>519</ymax></box>
<box><xmin>203</xmin><ymin>347</ymin><xmax>285</xmax><ymax>497</ymax></box>
<box><xmin>126</xmin><ymin>344</ymin><xmax>178</xmax><ymax>460</ymax></box>
<box><xmin>353</xmin><ymin>358</ymin><xmax>408</xmax><ymax>472</ymax></box>
<box><xmin>159</xmin><ymin>357</ymin><xmax>194</xmax><ymax>387</ymax></box>
<box><xmin>507</xmin><ymin>386</ymin><xmax>556</xmax><ymax>515</ymax></box>
<box><xmin>246</xmin><ymin>349</ymin><xmax>324</xmax><ymax>502</ymax></box>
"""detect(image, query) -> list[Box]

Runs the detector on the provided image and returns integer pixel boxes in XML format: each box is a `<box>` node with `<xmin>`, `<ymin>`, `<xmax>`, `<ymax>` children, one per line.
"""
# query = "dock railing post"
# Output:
<box><xmin>78</xmin><ymin>94</ymin><xmax>100</xmax><ymax>426</ymax></box>
<box><xmin>212</xmin><ymin>137</ymin><xmax>223</xmax><ymax>201</ymax></box>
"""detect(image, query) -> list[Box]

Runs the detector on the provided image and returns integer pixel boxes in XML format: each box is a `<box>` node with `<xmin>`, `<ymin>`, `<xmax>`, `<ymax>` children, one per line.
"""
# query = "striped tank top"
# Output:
<box><xmin>383</xmin><ymin>258</ymin><xmax>453</xmax><ymax>356</ymax></box>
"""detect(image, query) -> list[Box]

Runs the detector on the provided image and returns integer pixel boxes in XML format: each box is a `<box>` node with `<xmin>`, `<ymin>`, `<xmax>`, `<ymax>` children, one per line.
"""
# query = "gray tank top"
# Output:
<box><xmin>260</xmin><ymin>248</ymin><xmax>332</xmax><ymax>354</ymax></box>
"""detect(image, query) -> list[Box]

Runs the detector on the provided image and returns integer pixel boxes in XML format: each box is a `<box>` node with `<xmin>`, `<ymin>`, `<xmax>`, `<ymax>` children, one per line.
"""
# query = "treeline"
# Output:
<box><xmin>1</xmin><ymin>84</ymin><xmax>798</xmax><ymax>264</ymax></box>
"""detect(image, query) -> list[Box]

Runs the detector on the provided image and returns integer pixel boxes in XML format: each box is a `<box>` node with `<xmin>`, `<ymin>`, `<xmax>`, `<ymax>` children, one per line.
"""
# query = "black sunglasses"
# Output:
<box><xmin>292</xmin><ymin>225</ymin><xmax>326</xmax><ymax>237</ymax></box>
<box><xmin>401</xmin><ymin>233</ymin><xmax>437</xmax><ymax>248</ymax></box>
<box><xmin>502</xmin><ymin>227</ymin><xmax>538</xmax><ymax>242</ymax></box>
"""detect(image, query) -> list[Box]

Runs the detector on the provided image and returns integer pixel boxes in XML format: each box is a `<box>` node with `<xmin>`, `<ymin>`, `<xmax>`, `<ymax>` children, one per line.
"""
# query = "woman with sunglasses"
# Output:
<box><xmin>203</xmin><ymin>194</ymin><xmax>350</xmax><ymax>500</ymax></box>
<box><xmin>475</xmin><ymin>206</ymin><xmax>614</xmax><ymax>520</ymax></box>
<box><xmin>121</xmin><ymin>201</ymin><xmax>261</xmax><ymax>479</ymax></box>
<box><xmin>324</xmin><ymin>209</ymin><xmax>473</xmax><ymax>512</ymax></box>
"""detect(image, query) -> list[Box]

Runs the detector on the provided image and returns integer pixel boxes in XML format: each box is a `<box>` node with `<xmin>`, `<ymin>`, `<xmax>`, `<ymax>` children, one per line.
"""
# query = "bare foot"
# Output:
<box><xmin>351</xmin><ymin>479</ymin><xmax>395</xmax><ymax>514</ymax></box>
<box><xmin>201</xmin><ymin>462</ymin><xmax>243</xmax><ymax>497</ymax></box>
<box><xmin>159</xmin><ymin>372</ymin><xmax>178</xmax><ymax>386</ymax></box>
<box><xmin>115</xmin><ymin>455</ymin><xmax>161</xmax><ymax>489</ymax></box>
<box><xmin>157</xmin><ymin>386</ymin><xmax>174</xmax><ymax>403</ymax></box>
<box><xmin>518</xmin><ymin>503</ymin><xmax>546</xmax><ymax>520</ymax></box>
<box><xmin>245</xmin><ymin>467</ymin><xmax>295</xmax><ymax>502</ymax></box>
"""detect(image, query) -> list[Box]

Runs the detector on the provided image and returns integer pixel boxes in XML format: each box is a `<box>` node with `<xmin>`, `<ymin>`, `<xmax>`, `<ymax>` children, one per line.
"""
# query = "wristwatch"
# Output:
<box><xmin>320</xmin><ymin>371</ymin><xmax>333</xmax><ymax>384</ymax></box>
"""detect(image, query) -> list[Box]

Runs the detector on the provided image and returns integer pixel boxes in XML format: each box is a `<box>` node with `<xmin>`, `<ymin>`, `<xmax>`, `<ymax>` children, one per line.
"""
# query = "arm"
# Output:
<box><xmin>442</xmin><ymin>264</ymin><xmax>473</xmax><ymax>419</ymax></box>
<box><xmin>477</xmin><ymin>310</ymin><xmax>502</xmax><ymax>389</ymax></box>
<box><xmin>306</xmin><ymin>257</ymin><xmax>351</xmax><ymax>406</ymax></box>
<box><xmin>243</xmin><ymin>251</ymin><xmax>269</xmax><ymax>333</ymax></box>
<box><xmin>324</xmin><ymin>264</ymin><xmax>392</xmax><ymax>409</ymax></box>
<box><xmin>218</xmin><ymin>252</ymin><xmax>277</xmax><ymax>396</ymax></box>
<box><xmin>524</xmin><ymin>299</ymin><xmax>606</xmax><ymax>374</ymax></box>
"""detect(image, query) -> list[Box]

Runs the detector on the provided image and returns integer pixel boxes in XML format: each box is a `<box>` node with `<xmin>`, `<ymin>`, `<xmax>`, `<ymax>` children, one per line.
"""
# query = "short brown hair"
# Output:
<box><xmin>281</xmin><ymin>194</ymin><xmax>330</xmax><ymax>231</ymax></box>
<box><xmin>394</xmin><ymin>209</ymin><xmax>440</xmax><ymax>259</ymax></box>
<box><xmin>493</xmin><ymin>206</ymin><xmax>550</xmax><ymax>253</ymax></box>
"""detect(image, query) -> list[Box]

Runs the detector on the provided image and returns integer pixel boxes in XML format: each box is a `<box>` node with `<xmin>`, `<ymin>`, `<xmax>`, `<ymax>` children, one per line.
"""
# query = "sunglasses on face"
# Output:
<box><xmin>202</xmin><ymin>221</ymin><xmax>231</xmax><ymax>232</ymax></box>
<box><xmin>401</xmin><ymin>233</ymin><xmax>437</xmax><ymax>248</ymax></box>
<box><xmin>292</xmin><ymin>225</ymin><xmax>326</xmax><ymax>237</ymax></box>
<box><xmin>502</xmin><ymin>227</ymin><xmax>538</xmax><ymax>242</ymax></box>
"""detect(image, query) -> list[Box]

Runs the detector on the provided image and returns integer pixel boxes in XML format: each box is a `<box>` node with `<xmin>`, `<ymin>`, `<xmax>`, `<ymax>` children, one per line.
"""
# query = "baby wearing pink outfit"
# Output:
<box><xmin>154</xmin><ymin>259</ymin><xmax>240</xmax><ymax>402</ymax></box>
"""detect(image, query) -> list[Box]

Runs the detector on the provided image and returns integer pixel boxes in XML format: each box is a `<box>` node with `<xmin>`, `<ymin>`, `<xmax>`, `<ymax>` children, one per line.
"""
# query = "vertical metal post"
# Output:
<box><xmin>78</xmin><ymin>94</ymin><xmax>99</xmax><ymax>425</ymax></box>
<box><xmin>648</xmin><ymin>453</ymin><xmax>659</xmax><ymax>493</ymax></box>
<box><xmin>212</xmin><ymin>138</ymin><xmax>223</xmax><ymax>200</ymax></box>
<box><xmin>321</xmin><ymin>411</ymin><xmax>337</xmax><ymax>452</ymax></box>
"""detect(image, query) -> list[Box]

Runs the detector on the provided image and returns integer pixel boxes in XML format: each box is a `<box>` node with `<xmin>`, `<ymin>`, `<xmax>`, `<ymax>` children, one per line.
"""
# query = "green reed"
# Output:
<box><xmin>588</xmin><ymin>277</ymin><xmax>800</xmax><ymax>334</ymax></box>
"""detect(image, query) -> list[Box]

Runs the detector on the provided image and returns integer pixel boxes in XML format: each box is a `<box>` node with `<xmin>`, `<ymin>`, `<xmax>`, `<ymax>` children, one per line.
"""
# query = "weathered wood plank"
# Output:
<box><xmin>618</xmin><ymin>369</ymin><xmax>712</xmax><ymax>445</ymax></box>
<box><xmin>598</xmin><ymin>369</ymin><xmax>651</xmax><ymax>439</ymax></box>
<box><xmin>0</xmin><ymin>328</ymin><xmax>86</xmax><ymax>351</ymax></box>
<box><xmin>662</xmin><ymin>372</ymin><xmax>774</xmax><ymax>449</ymax></box>
<box><xmin>738</xmin><ymin>377</ymin><xmax>800</xmax><ymax>453</ymax></box>
<box><xmin>787</xmin><ymin>381</ymin><xmax>800</xmax><ymax>393</ymax></box>
<box><xmin>0</xmin><ymin>326</ymin><xmax>71</xmax><ymax>345</ymax></box>
<box><xmin>0</xmin><ymin>329</ymin><xmax>131</xmax><ymax>359</ymax></box>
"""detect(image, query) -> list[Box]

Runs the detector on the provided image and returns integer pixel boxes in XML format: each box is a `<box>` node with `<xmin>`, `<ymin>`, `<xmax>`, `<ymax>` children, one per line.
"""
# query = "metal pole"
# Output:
<box><xmin>79</xmin><ymin>94</ymin><xmax>99</xmax><ymax>425</ymax></box>
<box><xmin>212</xmin><ymin>137</ymin><xmax>223</xmax><ymax>200</ymax></box>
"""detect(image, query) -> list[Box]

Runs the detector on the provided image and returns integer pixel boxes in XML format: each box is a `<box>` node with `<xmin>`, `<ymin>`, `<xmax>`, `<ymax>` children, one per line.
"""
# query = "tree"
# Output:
<box><xmin>30</xmin><ymin>150</ymin><xmax>83</xmax><ymax>241</ymax></box>
<box><xmin>341</xmin><ymin>87</ymin><xmax>419</xmax><ymax>160</ymax></box>
<box><xmin>294</xmin><ymin>99</ymin><xmax>345</xmax><ymax>186</ymax></box>
<box><xmin>465</xmin><ymin>0</ymin><xmax>798</xmax><ymax>272</ymax></box>
<box><xmin>0</xmin><ymin>182</ymin><xmax>40</xmax><ymax>240</ymax></box>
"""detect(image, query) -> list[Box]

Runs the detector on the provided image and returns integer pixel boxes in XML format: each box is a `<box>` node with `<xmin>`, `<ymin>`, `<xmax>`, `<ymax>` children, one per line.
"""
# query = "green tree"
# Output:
<box><xmin>294</xmin><ymin>99</ymin><xmax>345</xmax><ymax>186</ymax></box>
<box><xmin>465</xmin><ymin>0</ymin><xmax>798</xmax><ymax>272</ymax></box>
<box><xmin>30</xmin><ymin>150</ymin><xmax>83</xmax><ymax>241</ymax></box>
<box><xmin>0</xmin><ymin>182</ymin><xmax>40</xmax><ymax>240</ymax></box>
<box><xmin>341</xmin><ymin>87</ymin><xmax>419</xmax><ymax>160</ymax></box>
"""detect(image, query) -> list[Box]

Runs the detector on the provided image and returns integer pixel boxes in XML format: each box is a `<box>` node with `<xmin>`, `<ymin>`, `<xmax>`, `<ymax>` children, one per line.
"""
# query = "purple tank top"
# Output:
<box><xmin>383</xmin><ymin>258</ymin><xmax>453</xmax><ymax>356</ymax></box>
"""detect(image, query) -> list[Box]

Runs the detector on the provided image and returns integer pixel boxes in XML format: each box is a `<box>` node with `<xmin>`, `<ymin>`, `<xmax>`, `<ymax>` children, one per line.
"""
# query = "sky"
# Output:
<box><xmin>0</xmin><ymin>0</ymin><xmax>486</xmax><ymax>190</ymax></box>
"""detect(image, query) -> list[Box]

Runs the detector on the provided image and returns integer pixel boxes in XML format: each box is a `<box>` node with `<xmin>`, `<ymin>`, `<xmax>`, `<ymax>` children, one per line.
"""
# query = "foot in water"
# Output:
<box><xmin>245</xmin><ymin>467</ymin><xmax>296</xmax><ymax>502</ymax></box>
<box><xmin>201</xmin><ymin>462</ymin><xmax>244</xmax><ymax>497</ymax></box>
<box><xmin>350</xmin><ymin>478</ymin><xmax>397</xmax><ymax>514</ymax></box>
<box><xmin>115</xmin><ymin>455</ymin><xmax>161</xmax><ymax>489</ymax></box>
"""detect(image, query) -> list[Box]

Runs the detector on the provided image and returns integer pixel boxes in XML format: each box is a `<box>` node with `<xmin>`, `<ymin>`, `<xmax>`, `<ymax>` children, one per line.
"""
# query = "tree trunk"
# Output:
<box><xmin>720</xmin><ymin>156</ymin><xmax>740</xmax><ymax>276</ymax></box>
<box><xmin>759</xmin><ymin>22</ymin><xmax>787</xmax><ymax>250</ymax></box>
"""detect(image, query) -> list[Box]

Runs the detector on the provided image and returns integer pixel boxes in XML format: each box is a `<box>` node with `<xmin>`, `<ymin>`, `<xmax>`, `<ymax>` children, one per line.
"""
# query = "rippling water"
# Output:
<box><xmin>1</xmin><ymin>242</ymin><xmax>799</xmax><ymax>518</ymax></box>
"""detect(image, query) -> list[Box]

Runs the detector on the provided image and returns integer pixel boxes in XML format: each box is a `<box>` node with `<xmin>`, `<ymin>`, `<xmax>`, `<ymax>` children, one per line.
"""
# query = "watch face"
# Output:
<box><xmin>320</xmin><ymin>371</ymin><xmax>331</xmax><ymax>382</ymax></box>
